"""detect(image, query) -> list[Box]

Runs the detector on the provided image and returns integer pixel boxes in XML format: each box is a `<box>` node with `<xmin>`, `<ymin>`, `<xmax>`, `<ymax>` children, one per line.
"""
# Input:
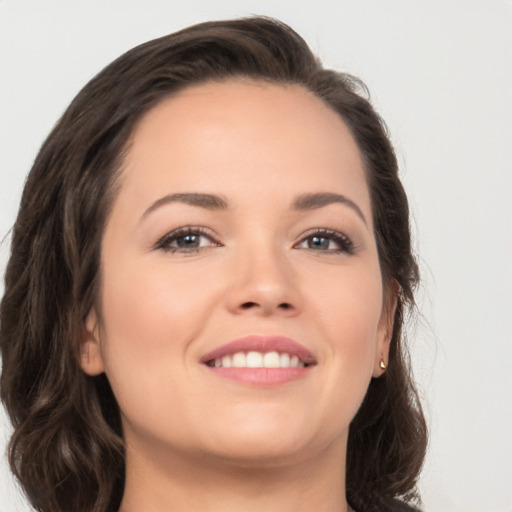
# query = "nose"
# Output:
<box><xmin>225</xmin><ymin>244</ymin><xmax>301</xmax><ymax>317</ymax></box>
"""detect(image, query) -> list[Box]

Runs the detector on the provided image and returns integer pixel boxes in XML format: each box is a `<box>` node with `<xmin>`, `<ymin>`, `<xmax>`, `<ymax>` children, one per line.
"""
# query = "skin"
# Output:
<box><xmin>81</xmin><ymin>80</ymin><xmax>394</xmax><ymax>512</ymax></box>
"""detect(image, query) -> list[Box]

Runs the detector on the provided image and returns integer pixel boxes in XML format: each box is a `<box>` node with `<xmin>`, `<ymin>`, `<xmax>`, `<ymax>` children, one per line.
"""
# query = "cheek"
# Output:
<box><xmin>307</xmin><ymin>262</ymin><xmax>383</xmax><ymax>365</ymax></box>
<box><xmin>313</xmin><ymin>260</ymin><xmax>382</xmax><ymax>322</ymax></box>
<box><xmin>101</xmin><ymin>256</ymin><xmax>216</xmax><ymax>337</ymax></box>
<box><xmin>96</xmin><ymin>258</ymin><xmax>221</xmax><ymax>395</ymax></box>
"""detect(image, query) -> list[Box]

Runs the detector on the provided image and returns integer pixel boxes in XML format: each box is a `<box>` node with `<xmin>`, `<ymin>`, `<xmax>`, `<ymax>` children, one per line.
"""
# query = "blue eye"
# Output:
<box><xmin>296</xmin><ymin>229</ymin><xmax>354</xmax><ymax>254</ymax></box>
<box><xmin>154</xmin><ymin>227</ymin><xmax>219</xmax><ymax>253</ymax></box>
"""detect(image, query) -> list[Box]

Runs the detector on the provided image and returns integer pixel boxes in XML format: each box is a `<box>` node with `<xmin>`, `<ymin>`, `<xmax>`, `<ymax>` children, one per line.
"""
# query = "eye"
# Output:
<box><xmin>153</xmin><ymin>226</ymin><xmax>220</xmax><ymax>254</ymax></box>
<box><xmin>295</xmin><ymin>229</ymin><xmax>355</xmax><ymax>255</ymax></box>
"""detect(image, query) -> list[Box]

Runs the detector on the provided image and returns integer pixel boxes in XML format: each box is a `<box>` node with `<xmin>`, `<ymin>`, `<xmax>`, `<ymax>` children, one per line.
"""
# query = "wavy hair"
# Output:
<box><xmin>0</xmin><ymin>16</ymin><xmax>426</xmax><ymax>512</ymax></box>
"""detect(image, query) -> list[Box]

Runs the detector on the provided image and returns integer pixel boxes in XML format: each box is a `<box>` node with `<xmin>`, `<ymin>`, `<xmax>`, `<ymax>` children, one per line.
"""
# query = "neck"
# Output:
<box><xmin>119</xmin><ymin>436</ymin><xmax>350</xmax><ymax>512</ymax></box>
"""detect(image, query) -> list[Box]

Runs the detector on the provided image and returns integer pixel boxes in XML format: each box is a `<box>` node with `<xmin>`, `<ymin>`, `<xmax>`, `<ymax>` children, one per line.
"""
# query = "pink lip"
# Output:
<box><xmin>205</xmin><ymin>367</ymin><xmax>311</xmax><ymax>385</ymax></box>
<box><xmin>200</xmin><ymin>335</ymin><xmax>316</xmax><ymax>365</ymax></box>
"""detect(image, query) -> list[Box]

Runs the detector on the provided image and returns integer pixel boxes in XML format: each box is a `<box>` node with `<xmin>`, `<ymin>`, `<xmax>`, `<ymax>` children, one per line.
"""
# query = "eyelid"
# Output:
<box><xmin>294</xmin><ymin>228</ymin><xmax>356</xmax><ymax>254</ymax></box>
<box><xmin>152</xmin><ymin>225</ymin><xmax>221</xmax><ymax>253</ymax></box>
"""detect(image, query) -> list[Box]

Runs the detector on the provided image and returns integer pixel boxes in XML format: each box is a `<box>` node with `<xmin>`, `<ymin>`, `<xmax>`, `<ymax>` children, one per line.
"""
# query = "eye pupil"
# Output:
<box><xmin>308</xmin><ymin>236</ymin><xmax>329</xmax><ymax>250</ymax></box>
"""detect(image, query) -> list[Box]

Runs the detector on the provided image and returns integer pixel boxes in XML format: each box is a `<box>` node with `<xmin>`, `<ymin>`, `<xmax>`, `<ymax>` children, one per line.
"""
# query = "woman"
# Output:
<box><xmin>0</xmin><ymin>17</ymin><xmax>426</xmax><ymax>512</ymax></box>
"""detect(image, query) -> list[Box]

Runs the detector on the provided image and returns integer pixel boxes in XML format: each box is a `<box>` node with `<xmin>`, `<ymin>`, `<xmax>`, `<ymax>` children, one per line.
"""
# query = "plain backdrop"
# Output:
<box><xmin>1</xmin><ymin>1</ymin><xmax>511</xmax><ymax>511</ymax></box>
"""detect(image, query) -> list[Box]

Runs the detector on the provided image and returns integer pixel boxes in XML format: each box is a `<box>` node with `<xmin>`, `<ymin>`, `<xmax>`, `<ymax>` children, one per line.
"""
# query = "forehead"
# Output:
<box><xmin>118</xmin><ymin>79</ymin><xmax>370</xmax><ymax>216</ymax></box>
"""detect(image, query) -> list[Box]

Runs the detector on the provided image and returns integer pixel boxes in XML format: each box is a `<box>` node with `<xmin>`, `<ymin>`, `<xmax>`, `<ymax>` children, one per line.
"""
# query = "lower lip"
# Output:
<box><xmin>205</xmin><ymin>366</ymin><xmax>312</xmax><ymax>386</ymax></box>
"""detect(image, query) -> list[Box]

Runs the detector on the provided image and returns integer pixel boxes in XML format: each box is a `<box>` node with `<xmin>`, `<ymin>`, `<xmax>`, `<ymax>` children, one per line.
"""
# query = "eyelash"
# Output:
<box><xmin>153</xmin><ymin>226</ymin><xmax>220</xmax><ymax>254</ymax></box>
<box><xmin>153</xmin><ymin>227</ymin><xmax>355</xmax><ymax>255</ymax></box>
<box><xmin>295</xmin><ymin>228</ymin><xmax>355</xmax><ymax>255</ymax></box>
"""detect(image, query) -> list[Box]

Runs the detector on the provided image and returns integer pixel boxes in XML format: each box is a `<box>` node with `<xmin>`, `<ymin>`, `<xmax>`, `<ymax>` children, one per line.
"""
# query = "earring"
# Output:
<box><xmin>379</xmin><ymin>357</ymin><xmax>387</xmax><ymax>371</ymax></box>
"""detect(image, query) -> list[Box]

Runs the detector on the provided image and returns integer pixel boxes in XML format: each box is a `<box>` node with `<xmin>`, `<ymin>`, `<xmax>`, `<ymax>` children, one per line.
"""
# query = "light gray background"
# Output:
<box><xmin>1</xmin><ymin>1</ymin><xmax>511</xmax><ymax>511</ymax></box>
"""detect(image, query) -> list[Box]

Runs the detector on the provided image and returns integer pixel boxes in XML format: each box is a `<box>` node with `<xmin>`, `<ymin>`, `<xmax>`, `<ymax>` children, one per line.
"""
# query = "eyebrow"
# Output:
<box><xmin>293</xmin><ymin>192</ymin><xmax>367</xmax><ymax>225</ymax></box>
<box><xmin>141</xmin><ymin>193</ymin><xmax>229</xmax><ymax>220</ymax></box>
<box><xmin>141</xmin><ymin>191</ymin><xmax>367</xmax><ymax>225</ymax></box>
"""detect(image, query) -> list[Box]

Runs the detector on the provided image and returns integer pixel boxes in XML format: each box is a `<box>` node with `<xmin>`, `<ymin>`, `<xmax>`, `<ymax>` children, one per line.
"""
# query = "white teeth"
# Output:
<box><xmin>232</xmin><ymin>352</ymin><xmax>246</xmax><ymax>367</ymax></box>
<box><xmin>263</xmin><ymin>351</ymin><xmax>280</xmax><ymax>368</ymax></box>
<box><xmin>246</xmin><ymin>351</ymin><xmax>263</xmax><ymax>368</ymax></box>
<box><xmin>211</xmin><ymin>351</ymin><xmax>308</xmax><ymax>369</ymax></box>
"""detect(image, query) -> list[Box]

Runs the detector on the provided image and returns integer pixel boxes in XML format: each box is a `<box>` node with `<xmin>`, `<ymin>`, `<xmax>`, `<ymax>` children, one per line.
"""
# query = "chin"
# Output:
<box><xmin>204</xmin><ymin>438</ymin><xmax>311</xmax><ymax>468</ymax></box>
<box><xmin>195</xmin><ymin>415</ymin><xmax>326</xmax><ymax>467</ymax></box>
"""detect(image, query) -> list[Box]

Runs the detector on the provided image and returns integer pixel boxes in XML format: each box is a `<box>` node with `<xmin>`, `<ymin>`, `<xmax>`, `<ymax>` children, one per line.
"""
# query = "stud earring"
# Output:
<box><xmin>379</xmin><ymin>358</ymin><xmax>387</xmax><ymax>371</ymax></box>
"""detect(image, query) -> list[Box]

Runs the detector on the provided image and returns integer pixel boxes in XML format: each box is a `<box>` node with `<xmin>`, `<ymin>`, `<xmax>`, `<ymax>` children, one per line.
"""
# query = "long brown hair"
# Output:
<box><xmin>0</xmin><ymin>17</ymin><xmax>426</xmax><ymax>512</ymax></box>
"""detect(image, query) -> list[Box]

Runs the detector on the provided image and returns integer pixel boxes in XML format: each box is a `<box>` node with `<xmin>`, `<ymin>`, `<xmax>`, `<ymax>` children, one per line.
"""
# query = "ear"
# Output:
<box><xmin>80</xmin><ymin>308</ymin><xmax>106</xmax><ymax>376</ymax></box>
<box><xmin>373</xmin><ymin>281</ymin><xmax>399</xmax><ymax>378</ymax></box>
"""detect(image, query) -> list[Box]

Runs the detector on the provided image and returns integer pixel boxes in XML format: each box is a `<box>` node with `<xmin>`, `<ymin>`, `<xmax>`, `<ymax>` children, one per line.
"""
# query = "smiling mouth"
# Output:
<box><xmin>205</xmin><ymin>351</ymin><xmax>313</xmax><ymax>369</ymax></box>
<box><xmin>201</xmin><ymin>336</ymin><xmax>317</xmax><ymax>386</ymax></box>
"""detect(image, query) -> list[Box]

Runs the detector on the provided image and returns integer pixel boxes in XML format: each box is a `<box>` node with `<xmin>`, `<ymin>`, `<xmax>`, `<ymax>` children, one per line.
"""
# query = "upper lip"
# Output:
<box><xmin>200</xmin><ymin>335</ymin><xmax>317</xmax><ymax>365</ymax></box>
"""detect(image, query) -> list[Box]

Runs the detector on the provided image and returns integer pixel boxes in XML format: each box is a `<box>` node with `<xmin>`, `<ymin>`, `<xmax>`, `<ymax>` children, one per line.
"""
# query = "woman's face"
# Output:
<box><xmin>82</xmin><ymin>80</ymin><xmax>393</xmax><ymax>468</ymax></box>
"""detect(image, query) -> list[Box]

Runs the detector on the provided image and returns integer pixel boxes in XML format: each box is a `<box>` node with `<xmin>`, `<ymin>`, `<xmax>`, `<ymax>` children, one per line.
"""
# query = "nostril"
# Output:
<box><xmin>237</xmin><ymin>301</ymin><xmax>294</xmax><ymax>313</ymax></box>
<box><xmin>241</xmin><ymin>302</ymin><xmax>258</xmax><ymax>309</ymax></box>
